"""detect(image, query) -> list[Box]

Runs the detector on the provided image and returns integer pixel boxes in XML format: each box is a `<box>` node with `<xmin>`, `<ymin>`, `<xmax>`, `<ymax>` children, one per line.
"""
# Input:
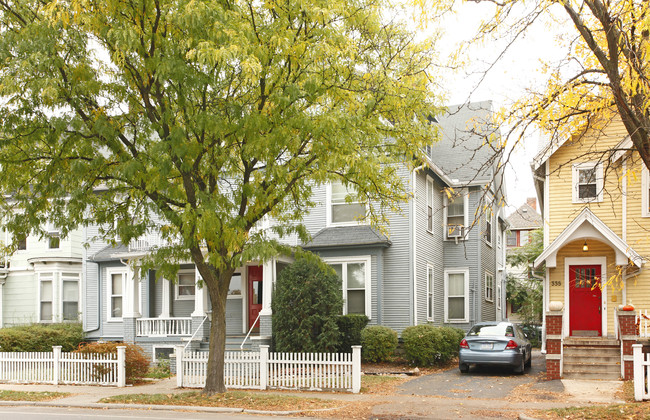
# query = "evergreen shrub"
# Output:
<box><xmin>360</xmin><ymin>325</ymin><xmax>398</xmax><ymax>362</ymax></box>
<box><xmin>336</xmin><ymin>314</ymin><xmax>369</xmax><ymax>353</ymax></box>
<box><xmin>0</xmin><ymin>323</ymin><xmax>83</xmax><ymax>352</ymax></box>
<box><xmin>272</xmin><ymin>254</ymin><xmax>343</xmax><ymax>352</ymax></box>
<box><xmin>402</xmin><ymin>324</ymin><xmax>461</xmax><ymax>366</ymax></box>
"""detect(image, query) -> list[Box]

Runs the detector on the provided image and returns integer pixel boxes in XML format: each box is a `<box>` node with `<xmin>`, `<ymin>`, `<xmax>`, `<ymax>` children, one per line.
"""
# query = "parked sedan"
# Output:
<box><xmin>458</xmin><ymin>322</ymin><xmax>532</xmax><ymax>374</ymax></box>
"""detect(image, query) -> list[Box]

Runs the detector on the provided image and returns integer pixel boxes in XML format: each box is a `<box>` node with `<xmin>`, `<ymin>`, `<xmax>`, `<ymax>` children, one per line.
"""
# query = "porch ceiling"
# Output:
<box><xmin>534</xmin><ymin>208</ymin><xmax>643</xmax><ymax>269</ymax></box>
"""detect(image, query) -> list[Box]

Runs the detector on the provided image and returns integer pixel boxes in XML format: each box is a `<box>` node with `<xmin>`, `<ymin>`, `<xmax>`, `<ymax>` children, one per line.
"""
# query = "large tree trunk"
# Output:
<box><xmin>192</xmin><ymin>261</ymin><xmax>235</xmax><ymax>395</ymax></box>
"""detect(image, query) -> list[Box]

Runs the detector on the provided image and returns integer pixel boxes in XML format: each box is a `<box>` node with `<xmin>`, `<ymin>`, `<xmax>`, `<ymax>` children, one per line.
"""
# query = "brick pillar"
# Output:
<box><xmin>618</xmin><ymin>310</ymin><xmax>637</xmax><ymax>380</ymax></box>
<box><xmin>546</xmin><ymin>310</ymin><xmax>563</xmax><ymax>380</ymax></box>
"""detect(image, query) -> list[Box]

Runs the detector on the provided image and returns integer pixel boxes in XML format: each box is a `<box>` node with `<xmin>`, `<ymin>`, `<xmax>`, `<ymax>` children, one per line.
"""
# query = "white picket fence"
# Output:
<box><xmin>637</xmin><ymin>310</ymin><xmax>650</xmax><ymax>337</ymax></box>
<box><xmin>176</xmin><ymin>345</ymin><xmax>361</xmax><ymax>393</ymax></box>
<box><xmin>0</xmin><ymin>346</ymin><xmax>126</xmax><ymax>387</ymax></box>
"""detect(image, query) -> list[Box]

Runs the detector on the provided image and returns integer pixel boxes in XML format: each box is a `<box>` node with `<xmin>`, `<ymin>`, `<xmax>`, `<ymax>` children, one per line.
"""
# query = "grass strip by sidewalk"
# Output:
<box><xmin>100</xmin><ymin>391</ymin><xmax>342</xmax><ymax>411</ymax></box>
<box><xmin>533</xmin><ymin>403</ymin><xmax>650</xmax><ymax>419</ymax></box>
<box><xmin>0</xmin><ymin>390</ymin><xmax>70</xmax><ymax>401</ymax></box>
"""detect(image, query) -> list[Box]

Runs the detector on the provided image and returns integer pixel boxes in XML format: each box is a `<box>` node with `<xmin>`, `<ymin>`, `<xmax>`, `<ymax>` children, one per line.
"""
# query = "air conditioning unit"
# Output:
<box><xmin>447</xmin><ymin>224</ymin><xmax>464</xmax><ymax>239</ymax></box>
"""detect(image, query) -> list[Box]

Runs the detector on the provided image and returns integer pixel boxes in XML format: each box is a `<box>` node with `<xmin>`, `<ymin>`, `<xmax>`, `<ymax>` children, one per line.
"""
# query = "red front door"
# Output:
<box><xmin>248</xmin><ymin>266</ymin><xmax>263</xmax><ymax>331</ymax></box>
<box><xmin>569</xmin><ymin>265</ymin><xmax>602</xmax><ymax>336</ymax></box>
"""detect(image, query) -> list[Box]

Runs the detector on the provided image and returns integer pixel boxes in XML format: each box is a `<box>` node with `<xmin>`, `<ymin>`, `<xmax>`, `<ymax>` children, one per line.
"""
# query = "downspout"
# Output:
<box><xmin>541</xmin><ymin>160</ymin><xmax>550</xmax><ymax>354</ymax></box>
<box><xmin>476</xmin><ymin>193</ymin><xmax>481</xmax><ymax>326</ymax></box>
<box><xmin>622</xmin><ymin>157</ymin><xmax>628</xmax><ymax>306</ymax></box>
<box><xmin>412</xmin><ymin>165</ymin><xmax>425</xmax><ymax>326</ymax></box>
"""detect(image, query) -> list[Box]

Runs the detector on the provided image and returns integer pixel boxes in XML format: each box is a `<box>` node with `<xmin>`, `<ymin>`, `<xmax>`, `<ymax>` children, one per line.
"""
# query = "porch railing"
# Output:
<box><xmin>128</xmin><ymin>232</ymin><xmax>180</xmax><ymax>252</ymax></box>
<box><xmin>136</xmin><ymin>317</ymin><xmax>193</xmax><ymax>337</ymax></box>
<box><xmin>637</xmin><ymin>309</ymin><xmax>650</xmax><ymax>337</ymax></box>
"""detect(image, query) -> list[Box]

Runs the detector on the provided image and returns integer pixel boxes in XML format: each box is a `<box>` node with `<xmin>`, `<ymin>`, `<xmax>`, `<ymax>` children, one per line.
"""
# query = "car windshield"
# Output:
<box><xmin>468</xmin><ymin>324</ymin><xmax>515</xmax><ymax>337</ymax></box>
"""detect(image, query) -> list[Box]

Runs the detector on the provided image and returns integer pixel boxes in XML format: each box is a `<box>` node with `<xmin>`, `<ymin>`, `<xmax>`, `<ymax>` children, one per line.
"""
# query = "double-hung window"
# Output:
<box><xmin>326</xmin><ymin>257</ymin><xmax>371</xmax><ymax>318</ymax></box>
<box><xmin>444</xmin><ymin>268</ymin><xmax>469</xmax><ymax>323</ymax></box>
<box><xmin>444</xmin><ymin>190</ymin><xmax>467</xmax><ymax>239</ymax></box>
<box><xmin>62</xmin><ymin>273</ymin><xmax>80</xmax><ymax>321</ymax></box>
<box><xmin>572</xmin><ymin>162</ymin><xmax>603</xmax><ymax>203</ymax></box>
<box><xmin>643</xmin><ymin>167</ymin><xmax>650</xmax><ymax>217</ymax></box>
<box><xmin>46</xmin><ymin>222</ymin><xmax>60</xmax><ymax>249</ymax></box>
<box><xmin>427</xmin><ymin>264</ymin><xmax>434</xmax><ymax>321</ymax></box>
<box><xmin>108</xmin><ymin>269</ymin><xmax>126</xmax><ymax>320</ymax></box>
<box><xmin>176</xmin><ymin>270</ymin><xmax>196</xmax><ymax>300</ymax></box>
<box><xmin>426</xmin><ymin>177</ymin><xmax>434</xmax><ymax>232</ymax></box>
<box><xmin>485</xmin><ymin>272</ymin><xmax>494</xmax><ymax>302</ymax></box>
<box><xmin>39</xmin><ymin>273</ymin><xmax>54</xmax><ymax>322</ymax></box>
<box><xmin>329</xmin><ymin>181</ymin><xmax>366</xmax><ymax>225</ymax></box>
<box><xmin>496</xmin><ymin>283</ymin><xmax>502</xmax><ymax>310</ymax></box>
<box><xmin>484</xmin><ymin>207</ymin><xmax>493</xmax><ymax>246</ymax></box>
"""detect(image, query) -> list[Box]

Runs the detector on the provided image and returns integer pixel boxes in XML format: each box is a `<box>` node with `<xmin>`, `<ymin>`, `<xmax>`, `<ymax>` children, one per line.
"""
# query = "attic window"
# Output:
<box><xmin>572</xmin><ymin>162</ymin><xmax>603</xmax><ymax>203</ymax></box>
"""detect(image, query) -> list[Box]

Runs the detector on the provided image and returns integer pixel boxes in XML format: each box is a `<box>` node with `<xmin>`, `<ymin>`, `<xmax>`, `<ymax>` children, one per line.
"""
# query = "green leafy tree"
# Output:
<box><xmin>272</xmin><ymin>254</ymin><xmax>343</xmax><ymax>353</ymax></box>
<box><xmin>0</xmin><ymin>0</ymin><xmax>440</xmax><ymax>393</ymax></box>
<box><xmin>506</xmin><ymin>229</ymin><xmax>544</xmax><ymax>324</ymax></box>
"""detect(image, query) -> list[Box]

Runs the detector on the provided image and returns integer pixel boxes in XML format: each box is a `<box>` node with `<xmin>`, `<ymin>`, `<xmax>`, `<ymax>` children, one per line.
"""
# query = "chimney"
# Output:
<box><xmin>526</xmin><ymin>197</ymin><xmax>537</xmax><ymax>211</ymax></box>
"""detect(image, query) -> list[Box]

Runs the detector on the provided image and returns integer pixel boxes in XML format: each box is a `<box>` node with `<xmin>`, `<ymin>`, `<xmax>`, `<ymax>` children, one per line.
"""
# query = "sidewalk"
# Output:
<box><xmin>0</xmin><ymin>371</ymin><xmax>627</xmax><ymax>418</ymax></box>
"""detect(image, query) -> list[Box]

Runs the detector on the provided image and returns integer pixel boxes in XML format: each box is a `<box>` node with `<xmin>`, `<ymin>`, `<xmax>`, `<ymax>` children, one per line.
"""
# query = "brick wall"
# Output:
<box><xmin>618</xmin><ymin>310</ymin><xmax>637</xmax><ymax>380</ymax></box>
<box><xmin>546</xmin><ymin>312</ymin><xmax>563</xmax><ymax>380</ymax></box>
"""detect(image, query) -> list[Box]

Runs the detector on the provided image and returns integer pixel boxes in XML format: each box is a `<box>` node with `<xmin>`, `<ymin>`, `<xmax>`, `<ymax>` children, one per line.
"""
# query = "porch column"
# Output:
<box><xmin>618</xmin><ymin>310</ymin><xmax>637</xmax><ymax>380</ymax></box>
<box><xmin>257</xmin><ymin>260</ymin><xmax>274</xmax><ymax>341</ymax></box>
<box><xmin>160</xmin><ymin>277</ymin><xmax>171</xmax><ymax>318</ymax></box>
<box><xmin>546</xmin><ymin>309</ymin><xmax>563</xmax><ymax>380</ymax></box>
<box><xmin>123</xmin><ymin>264</ymin><xmax>141</xmax><ymax>342</ymax></box>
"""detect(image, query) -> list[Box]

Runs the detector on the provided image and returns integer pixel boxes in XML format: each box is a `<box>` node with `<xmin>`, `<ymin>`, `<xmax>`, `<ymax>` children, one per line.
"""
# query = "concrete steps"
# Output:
<box><xmin>562</xmin><ymin>337</ymin><xmax>621</xmax><ymax>380</ymax></box>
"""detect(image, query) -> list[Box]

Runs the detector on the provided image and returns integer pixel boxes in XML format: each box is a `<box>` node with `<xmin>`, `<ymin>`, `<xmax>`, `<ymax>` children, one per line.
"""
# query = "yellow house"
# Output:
<box><xmin>532</xmin><ymin>114</ymin><xmax>647</xmax><ymax>380</ymax></box>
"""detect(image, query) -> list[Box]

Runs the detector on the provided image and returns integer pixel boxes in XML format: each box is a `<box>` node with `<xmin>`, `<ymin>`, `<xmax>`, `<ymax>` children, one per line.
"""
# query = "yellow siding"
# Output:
<box><xmin>546</xmin><ymin>115</ymin><xmax>650</xmax><ymax>317</ymax></box>
<box><xmin>548</xmin><ymin>240</ymin><xmax>621</xmax><ymax>334</ymax></box>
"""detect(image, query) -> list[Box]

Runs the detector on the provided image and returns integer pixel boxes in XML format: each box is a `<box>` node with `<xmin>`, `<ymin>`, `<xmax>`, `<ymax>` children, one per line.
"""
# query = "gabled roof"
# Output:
<box><xmin>534</xmin><ymin>208</ymin><xmax>643</xmax><ymax>268</ymax></box>
<box><xmin>532</xmin><ymin>138</ymin><xmax>568</xmax><ymax>171</ymax></box>
<box><xmin>302</xmin><ymin>226</ymin><xmax>391</xmax><ymax>250</ymax></box>
<box><xmin>507</xmin><ymin>203</ymin><xmax>542</xmax><ymax>231</ymax></box>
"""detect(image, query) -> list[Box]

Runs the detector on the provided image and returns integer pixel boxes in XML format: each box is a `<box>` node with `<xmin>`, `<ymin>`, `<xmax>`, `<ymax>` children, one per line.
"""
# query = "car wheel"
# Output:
<box><xmin>514</xmin><ymin>352</ymin><xmax>525</xmax><ymax>374</ymax></box>
<box><xmin>459</xmin><ymin>363</ymin><xmax>469</xmax><ymax>373</ymax></box>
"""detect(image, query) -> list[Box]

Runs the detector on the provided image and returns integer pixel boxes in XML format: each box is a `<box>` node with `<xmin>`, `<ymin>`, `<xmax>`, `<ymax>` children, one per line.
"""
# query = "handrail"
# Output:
<box><xmin>241</xmin><ymin>312</ymin><xmax>262</xmax><ymax>351</ymax></box>
<box><xmin>184</xmin><ymin>313</ymin><xmax>209</xmax><ymax>351</ymax></box>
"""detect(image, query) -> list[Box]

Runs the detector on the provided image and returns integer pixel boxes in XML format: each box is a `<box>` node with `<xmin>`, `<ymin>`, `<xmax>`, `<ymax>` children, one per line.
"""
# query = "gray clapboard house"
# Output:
<box><xmin>78</xmin><ymin>101</ymin><xmax>506</xmax><ymax>361</ymax></box>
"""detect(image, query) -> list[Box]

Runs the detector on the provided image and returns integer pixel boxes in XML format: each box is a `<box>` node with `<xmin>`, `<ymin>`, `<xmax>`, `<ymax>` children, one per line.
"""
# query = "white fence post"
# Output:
<box><xmin>175</xmin><ymin>345</ymin><xmax>185</xmax><ymax>388</ymax></box>
<box><xmin>259</xmin><ymin>345</ymin><xmax>269</xmax><ymax>390</ymax></box>
<box><xmin>116</xmin><ymin>346</ymin><xmax>126</xmax><ymax>388</ymax></box>
<box><xmin>52</xmin><ymin>346</ymin><xmax>62</xmax><ymax>385</ymax></box>
<box><xmin>634</xmin><ymin>344</ymin><xmax>644</xmax><ymax>401</ymax></box>
<box><xmin>352</xmin><ymin>346</ymin><xmax>361</xmax><ymax>394</ymax></box>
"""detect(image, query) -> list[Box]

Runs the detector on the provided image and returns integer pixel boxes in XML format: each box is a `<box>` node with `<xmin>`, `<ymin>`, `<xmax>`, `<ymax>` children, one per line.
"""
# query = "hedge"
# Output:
<box><xmin>75</xmin><ymin>342</ymin><xmax>149</xmax><ymax>384</ymax></box>
<box><xmin>0</xmin><ymin>323</ymin><xmax>84</xmax><ymax>352</ymax></box>
<box><xmin>360</xmin><ymin>325</ymin><xmax>398</xmax><ymax>362</ymax></box>
<box><xmin>402</xmin><ymin>325</ymin><xmax>463</xmax><ymax>366</ymax></box>
<box><xmin>336</xmin><ymin>314</ymin><xmax>369</xmax><ymax>353</ymax></box>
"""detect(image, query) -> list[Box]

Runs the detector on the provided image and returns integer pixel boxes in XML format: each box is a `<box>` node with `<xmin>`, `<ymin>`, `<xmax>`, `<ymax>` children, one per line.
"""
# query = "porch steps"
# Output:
<box><xmin>561</xmin><ymin>337</ymin><xmax>621</xmax><ymax>380</ymax></box>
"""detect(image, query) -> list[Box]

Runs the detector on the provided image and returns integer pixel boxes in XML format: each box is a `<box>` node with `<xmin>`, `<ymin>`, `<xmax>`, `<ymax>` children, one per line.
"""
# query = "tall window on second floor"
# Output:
<box><xmin>426</xmin><ymin>177</ymin><xmax>434</xmax><ymax>232</ymax></box>
<box><xmin>484</xmin><ymin>207</ymin><xmax>493</xmax><ymax>246</ymax></box>
<box><xmin>572</xmin><ymin>162</ymin><xmax>603</xmax><ymax>203</ymax></box>
<box><xmin>444</xmin><ymin>190</ymin><xmax>467</xmax><ymax>240</ymax></box>
<box><xmin>329</xmin><ymin>181</ymin><xmax>366</xmax><ymax>225</ymax></box>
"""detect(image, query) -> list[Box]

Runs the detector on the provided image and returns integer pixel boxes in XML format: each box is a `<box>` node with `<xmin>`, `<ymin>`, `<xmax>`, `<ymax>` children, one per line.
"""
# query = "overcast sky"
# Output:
<box><xmin>418</xmin><ymin>1</ymin><xmax>571</xmax><ymax>214</ymax></box>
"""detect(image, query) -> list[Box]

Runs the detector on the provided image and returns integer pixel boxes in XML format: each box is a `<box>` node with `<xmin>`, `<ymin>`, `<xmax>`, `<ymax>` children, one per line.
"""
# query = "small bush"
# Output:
<box><xmin>147</xmin><ymin>359</ymin><xmax>171</xmax><ymax>379</ymax></box>
<box><xmin>75</xmin><ymin>342</ymin><xmax>149</xmax><ymax>384</ymax></box>
<box><xmin>0</xmin><ymin>323</ymin><xmax>83</xmax><ymax>352</ymax></box>
<box><xmin>336</xmin><ymin>314</ymin><xmax>369</xmax><ymax>353</ymax></box>
<box><xmin>361</xmin><ymin>326</ymin><xmax>398</xmax><ymax>362</ymax></box>
<box><xmin>402</xmin><ymin>324</ymin><xmax>462</xmax><ymax>366</ymax></box>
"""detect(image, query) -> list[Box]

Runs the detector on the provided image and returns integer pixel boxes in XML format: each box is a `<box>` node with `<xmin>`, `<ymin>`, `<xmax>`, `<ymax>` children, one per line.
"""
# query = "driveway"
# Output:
<box><xmin>398</xmin><ymin>349</ymin><xmax>561</xmax><ymax>400</ymax></box>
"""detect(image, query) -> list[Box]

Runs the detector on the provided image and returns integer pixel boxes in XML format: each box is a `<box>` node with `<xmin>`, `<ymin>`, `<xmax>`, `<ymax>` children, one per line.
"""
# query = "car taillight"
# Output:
<box><xmin>505</xmin><ymin>340</ymin><xmax>518</xmax><ymax>349</ymax></box>
<box><xmin>460</xmin><ymin>339</ymin><xmax>469</xmax><ymax>349</ymax></box>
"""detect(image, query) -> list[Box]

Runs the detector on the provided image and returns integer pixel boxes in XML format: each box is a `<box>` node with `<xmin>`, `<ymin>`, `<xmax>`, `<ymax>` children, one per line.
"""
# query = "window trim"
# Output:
<box><xmin>572</xmin><ymin>162</ymin><xmax>603</xmax><ymax>203</ymax></box>
<box><xmin>484</xmin><ymin>207</ymin><xmax>493</xmax><ymax>247</ymax></box>
<box><xmin>175</xmin><ymin>269</ymin><xmax>196</xmax><ymax>300</ymax></box>
<box><xmin>444</xmin><ymin>268</ymin><xmax>470</xmax><ymax>323</ymax></box>
<box><xmin>61</xmin><ymin>272</ymin><xmax>80</xmax><ymax>322</ymax></box>
<box><xmin>643</xmin><ymin>167</ymin><xmax>650</xmax><ymax>217</ymax></box>
<box><xmin>152</xmin><ymin>345</ymin><xmax>176</xmax><ymax>363</ymax></box>
<box><xmin>484</xmin><ymin>271</ymin><xmax>494</xmax><ymax>303</ymax></box>
<box><xmin>106</xmin><ymin>267</ymin><xmax>127</xmax><ymax>321</ymax></box>
<box><xmin>38</xmin><ymin>272</ymin><xmax>55</xmax><ymax>323</ymax></box>
<box><xmin>426</xmin><ymin>176</ymin><xmax>434</xmax><ymax>233</ymax></box>
<box><xmin>496</xmin><ymin>282</ymin><xmax>502</xmax><ymax>311</ymax></box>
<box><xmin>324</xmin><ymin>256</ymin><xmax>372</xmax><ymax>319</ymax></box>
<box><xmin>326</xmin><ymin>181</ymin><xmax>368</xmax><ymax>227</ymax></box>
<box><xmin>426</xmin><ymin>264</ymin><xmax>434</xmax><ymax>321</ymax></box>
<box><xmin>443</xmin><ymin>190</ymin><xmax>469</xmax><ymax>240</ymax></box>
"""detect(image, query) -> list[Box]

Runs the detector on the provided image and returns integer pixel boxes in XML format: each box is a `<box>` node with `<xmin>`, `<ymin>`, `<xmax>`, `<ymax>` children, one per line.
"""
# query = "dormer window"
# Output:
<box><xmin>572</xmin><ymin>162</ymin><xmax>603</xmax><ymax>203</ymax></box>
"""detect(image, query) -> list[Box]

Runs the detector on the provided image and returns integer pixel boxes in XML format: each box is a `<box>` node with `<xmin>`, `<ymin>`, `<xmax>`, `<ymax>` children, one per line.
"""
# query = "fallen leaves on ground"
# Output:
<box><xmin>0</xmin><ymin>390</ymin><xmax>70</xmax><ymax>401</ymax></box>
